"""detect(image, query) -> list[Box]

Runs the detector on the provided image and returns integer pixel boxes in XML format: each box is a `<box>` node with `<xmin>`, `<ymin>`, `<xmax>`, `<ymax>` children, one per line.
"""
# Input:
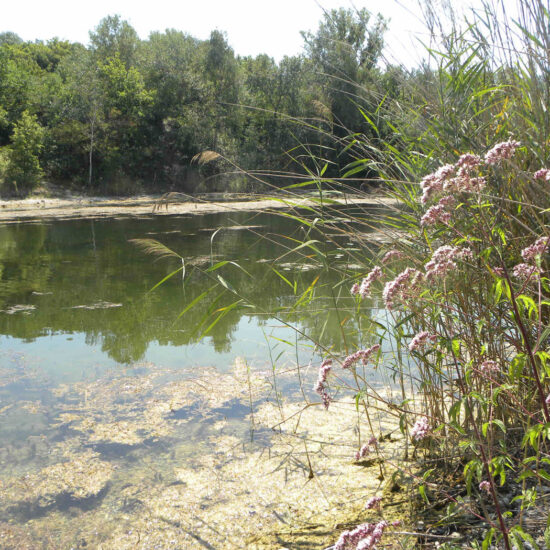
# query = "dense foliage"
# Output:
<box><xmin>0</xmin><ymin>10</ymin><xmax>396</xmax><ymax>196</ymax></box>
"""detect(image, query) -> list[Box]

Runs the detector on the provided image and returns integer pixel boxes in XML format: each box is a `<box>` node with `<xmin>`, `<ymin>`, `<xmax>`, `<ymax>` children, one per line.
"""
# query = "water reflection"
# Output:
<box><xmin>0</xmin><ymin>210</ymin><xmax>381</xmax><ymax>372</ymax></box>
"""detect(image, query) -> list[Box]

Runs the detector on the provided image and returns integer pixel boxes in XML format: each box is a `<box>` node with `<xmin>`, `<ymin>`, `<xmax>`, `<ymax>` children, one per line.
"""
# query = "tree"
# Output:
<box><xmin>89</xmin><ymin>15</ymin><xmax>139</xmax><ymax>68</ymax></box>
<box><xmin>6</xmin><ymin>111</ymin><xmax>45</xmax><ymax>193</ymax></box>
<box><xmin>302</xmin><ymin>8</ymin><xmax>387</xmax><ymax>135</ymax></box>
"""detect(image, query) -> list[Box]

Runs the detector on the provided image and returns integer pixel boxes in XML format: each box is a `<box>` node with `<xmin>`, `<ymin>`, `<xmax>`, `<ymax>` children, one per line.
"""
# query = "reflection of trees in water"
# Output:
<box><xmin>0</xmin><ymin>213</ymin><xmax>377</xmax><ymax>363</ymax></box>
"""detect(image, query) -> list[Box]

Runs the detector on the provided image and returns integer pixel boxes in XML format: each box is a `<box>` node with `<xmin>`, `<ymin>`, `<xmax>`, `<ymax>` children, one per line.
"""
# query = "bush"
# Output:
<box><xmin>5</xmin><ymin>111</ymin><xmax>45</xmax><ymax>195</ymax></box>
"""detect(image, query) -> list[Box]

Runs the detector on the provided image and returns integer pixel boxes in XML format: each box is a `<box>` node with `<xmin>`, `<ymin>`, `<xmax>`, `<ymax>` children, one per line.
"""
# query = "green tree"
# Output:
<box><xmin>6</xmin><ymin>110</ymin><xmax>45</xmax><ymax>193</ymax></box>
<box><xmin>89</xmin><ymin>15</ymin><xmax>139</xmax><ymax>68</ymax></box>
<box><xmin>301</xmin><ymin>7</ymin><xmax>387</xmax><ymax>172</ymax></box>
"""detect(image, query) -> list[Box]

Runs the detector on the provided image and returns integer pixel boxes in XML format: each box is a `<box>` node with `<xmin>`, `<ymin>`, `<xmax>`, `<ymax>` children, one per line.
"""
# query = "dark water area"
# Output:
<box><xmin>0</xmin><ymin>207</ymin><xmax>396</xmax><ymax>548</ymax></box>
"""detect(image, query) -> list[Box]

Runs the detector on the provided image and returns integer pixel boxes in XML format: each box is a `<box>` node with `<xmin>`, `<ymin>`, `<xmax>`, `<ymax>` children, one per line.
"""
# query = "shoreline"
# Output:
<box><xmin>0</xmin><ymin>193</ymin><xmax>398</xmax><ymax>223</ymax></box>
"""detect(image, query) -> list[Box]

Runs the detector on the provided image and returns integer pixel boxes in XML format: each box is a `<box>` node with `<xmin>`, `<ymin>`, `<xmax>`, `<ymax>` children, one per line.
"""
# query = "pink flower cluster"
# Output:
<box><xmin>342</xmin><ymin>345</ymin><xmax>380</xmax><ymax>369</ymax></box>
<box><xmin>484</xmin><ymin>140</ymin><xmax>520</xmax><ymax>165</ymax></box>
<box><xmin>365</xmin><ymin>496</ymin><xmax>382</xmax><ymax>510</ymax></box>
<box><xmin>355</xmin><ymin>436</ymin><xmax>378</xmax><ymax>461</ymax></box>
<box><xmin>420</xmin><ymin>203</ymin><xmax>451</xmax><ymax>227</ymax></box>
<box><xmin>480</xmin><ymin>360</ymin><xmax>499</xmax><ymax>374</ymax></box>
<box><xmin>479</xmin><ymin>480</ymin><xmax>491</xmax><ymax>494</ymax></box>
<box><xmin>534</xmin><ymin>168</ymin><xmax>550</xmax><ymax>181</ymax></box>
<box><xmin>381</xmin><ymin>249</ymin><xmax>403</xmax><ymax>264</ymax></box>
<box><xmin>383</xmin><ymin>267</ymin><xmax>423</xmax><ymax>310</ymax></box>
<box><xmin>420</xmin><ymin>164</ymin><xmax>455</xmax><ymax>204</ymax></box>
<box><xmin>314</xmin><ymin>358</ymin><xmax>333</xmax><ymax>409</ymax></box>
<box><xmin>334</xmin><ymin>520</ymin><xmax>388</xmax><ymax>550</ymax></box>
<box><xmin>513</xmin><ymin>262</ymin><xmax>537</xmax><ymax>280</ymax></box>
<box><xmin>456</xmin><ymin>153</ymin><xmax>481</xmax><ymax>174</ymax></box>
<box><xmin>546</xmin><ymin>393</ymin><xmax>550</xmax><ymax>406</ymax></box>
<box><xmin>425</xmin><ymin>245</ymin><xmax>473</xmax><ymax>280</ymax></box>
<box><xmin>410</xmin><ymin>416</ymin><xmax>430</xmax><ymax>441</ymax></box>
<box><xmin>521</xmin><ymin>236</ymin><xmax>549</xmax><ymax>262</ymax></box>
<box><xmin>358</xmin><ymin>267</ymin><xmax>383</xmax><ymax>298</ymax></box>
<box><xmin>408</xmin><ymin>331</ymin><xmax>437</xmax><ymax>352</ymax></box>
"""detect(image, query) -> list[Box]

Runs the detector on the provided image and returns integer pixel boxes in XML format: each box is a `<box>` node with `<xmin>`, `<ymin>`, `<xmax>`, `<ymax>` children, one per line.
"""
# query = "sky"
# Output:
<box><xmin>2</xmin><ymin>0</ymin><xmax>517</xmax><ymax>66</ymax></box>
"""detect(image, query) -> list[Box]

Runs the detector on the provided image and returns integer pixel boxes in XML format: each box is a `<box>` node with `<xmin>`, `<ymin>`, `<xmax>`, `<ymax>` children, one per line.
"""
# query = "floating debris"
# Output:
<box><xmin>70</xmin><ymin>301</ymin><xmax>123</xmax><ymax>310</ymax></box>
<box><xmin>1</xmin><ymin>304</ymin><xmax>36</xmax><ymax>315</ymax></box>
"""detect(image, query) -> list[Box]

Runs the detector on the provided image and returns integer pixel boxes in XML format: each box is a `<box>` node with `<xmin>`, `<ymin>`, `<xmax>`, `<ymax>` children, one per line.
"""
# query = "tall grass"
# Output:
<box><xmin>138</xmin><ymin>1</ymin><xmax>550</xmax><ymax>547</ymax></box>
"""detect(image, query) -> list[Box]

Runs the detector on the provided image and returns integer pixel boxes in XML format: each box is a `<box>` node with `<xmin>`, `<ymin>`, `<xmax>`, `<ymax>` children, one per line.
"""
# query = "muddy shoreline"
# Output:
<box><xmin>0</xmin><ymin>193</ymin><xmax>397</xmax><ymax>223</ymax></box>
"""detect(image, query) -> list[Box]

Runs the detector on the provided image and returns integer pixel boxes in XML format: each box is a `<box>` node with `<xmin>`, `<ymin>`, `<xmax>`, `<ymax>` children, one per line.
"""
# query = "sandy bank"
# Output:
<box><xmin>0</xmin><ymin>193</ymin><xmax>398</xmax><ymax>223</ymax></box>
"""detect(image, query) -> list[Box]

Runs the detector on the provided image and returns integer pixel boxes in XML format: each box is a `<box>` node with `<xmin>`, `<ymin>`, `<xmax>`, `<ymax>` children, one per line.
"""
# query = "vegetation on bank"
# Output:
<box><xmin>0</xmin><ymin>8</ymin><xmax>393</xmax><ymax>196</ymax></box>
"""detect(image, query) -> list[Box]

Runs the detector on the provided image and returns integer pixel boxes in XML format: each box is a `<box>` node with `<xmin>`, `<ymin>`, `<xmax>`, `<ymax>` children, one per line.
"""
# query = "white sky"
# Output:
<box><xmin>2</xmin><ymin>0</ymin><xmax>517</xmax><ymax>66</ymax></box>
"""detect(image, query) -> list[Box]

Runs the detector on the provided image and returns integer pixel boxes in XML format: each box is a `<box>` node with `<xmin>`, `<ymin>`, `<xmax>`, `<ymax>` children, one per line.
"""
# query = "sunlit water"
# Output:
<box><xmin>0</xmin><ymin>208</ymin><xmax>399</xmax><ymax>548</ymax></box>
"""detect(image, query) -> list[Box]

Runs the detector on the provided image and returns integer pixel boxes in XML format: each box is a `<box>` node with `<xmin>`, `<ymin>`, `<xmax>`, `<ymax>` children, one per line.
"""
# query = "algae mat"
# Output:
<box><xmin>0</xmin><ymin>355</ymin><xmax>406</xmax><ymax>549</ymax></box>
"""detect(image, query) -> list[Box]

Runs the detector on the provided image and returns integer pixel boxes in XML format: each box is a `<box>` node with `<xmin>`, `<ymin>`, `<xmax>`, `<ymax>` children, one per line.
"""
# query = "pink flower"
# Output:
<box><xmin>383</xmin><ymin>267</ymin><xmax>423</xmax><ymax>310</ymax></box>
<box><xmin>479</xmin><ymin>480</ymin><xmax>491</xmax><ymax>494</ymax></box>
<box><xmin>391</xmin><ymin>520</ymin><xmax>401</xmax><ymax>527</ymax></box>
<box><xmin>425</xmin><ymin>245</ymin><xmax>473</xmax><ymax>280</ymax></box>
<box><xmin>545</xmin><ymin>393</ymin><xmax>550</xmax><ymax>406</ymax></box>
<box><xmin>314</xmin><ymin>358</ymin><xmax>333</xmax><ymax>410</ymax></box>
<box><xmin>534</xmin><ymin>168</ymin><xmax>550</xmax><ymax>181</ymax></box>
<box><xmin>492</xmin><ymin>266</ymin><xmax>505</xmax><ymax>277</ymax></box>
<box><xmin>381</xmin><ymin>249</ymin><xmax>403</xmax><ymax>264</ymax></box>
<box><xmin>365</xmin><ymin>496</ymin><xmax>382</xmax><ymax>510</ymax></box>
<box><xmin>420</xmin><ymin>164</ymin><xmax>455</xmax><ymax>204</ymax></box>
<box><xmin>409</xmin><ymin>331</ymin><xmax>437</xmax><ymax>352</ymax></box>
<box><xmin>358</xmin><ymin>267</ymin><xmax>383</xmax><ymax>299</ymax></box>
<box><xmin>335</xmin><ymin>521</ymin><xmax>389</xmax><ymax>550</ymax></box>
<box><xmin>420</xmin><ymin>204</ymin><xmax>451</xmax><ymax>227</ymax></box>
<box><xmin>512</xmin><ymin>262</ymin><xmax>538</xmax><ymax>280</ymax></box>
<box><xmin>456</xmin><ymin>153</ymin><xmax>481</xmax><ymax>174</ymax></box>
<box><xmin>355</xmin><ymin>436</ymin><xmax>378</xmax><ymax>460</ymax></box>
<box><xmin>521</xmin><ymin>236</ymin><xmax>549</xmax><ymax>263</ymax></box>
<box><xmin>410</xmin><ymin>417</ymin><xmax>430</xmax><ymax>441</ymax></box>
<box><xmin>484</xmin><ymin>140</ymin><xmax>520</xmax><ymax>165</ymax></box>
<box><xmin>342</xmin><ymin>345</ymin><xmax>380</xmax><ymax>369</ymax></box>
<box><xmin>350</xmin><ymin>283</ymin><xmax>360</xmax><ymax>295</ymax></box>
<box><xmin>480</xmin><ymin>360</ymin><xmax>499</xmax><ymax>375</ymax></box>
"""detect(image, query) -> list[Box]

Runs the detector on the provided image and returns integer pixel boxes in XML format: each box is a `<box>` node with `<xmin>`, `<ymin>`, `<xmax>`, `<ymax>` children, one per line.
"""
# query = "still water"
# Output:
<box><xmin>0</xmin><ymin>208</ymin><xmax>390</xmax><ymax>548</ymax></box>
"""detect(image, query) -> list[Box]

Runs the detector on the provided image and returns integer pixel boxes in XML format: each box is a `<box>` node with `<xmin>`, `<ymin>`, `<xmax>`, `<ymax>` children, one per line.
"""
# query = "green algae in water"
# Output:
<box><xmin>0</xmin><ymin>355</ymin><xmax>408</xmax><ymax>549</ymax></box>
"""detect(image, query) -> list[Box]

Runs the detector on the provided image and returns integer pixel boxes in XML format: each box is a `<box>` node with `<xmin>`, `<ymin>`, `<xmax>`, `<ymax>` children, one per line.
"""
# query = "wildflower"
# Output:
<box><xmin>342</xmin><ymin>345</ymin><xmax>380</xmax><ymax>369</ymax></box>
<box><xmin>391</xmin><ymin>520</ymin><xmax>401</xmax><ymax>527</ymax></box>
<box><xmin>437</xmin><ymin>195</ymin><xmax>456</xmax><ymax>208</ymax></box>
<box><xmin>365</xmin><ymin>496</ymin><xmax>382</xmax><ymax>510</ymax></box>
<box><xmin>350</xmin><ymin>283</ymin><xmax>360</xmax><ymax>295</ymax></box>
<box><xmin>381</xmin><ymin>249</ymin><xmax>403</xmax><ymax>264</ymax></box>
<box><xmin>358</xmin><ymin>266</ymin><xmax>383</xmax><ymax>299</ymax></box>
<box><xmin>420</xmin><ymin>204</ymin><xmax>451</xmax><ymax>227</ymax></box>
<box><xmin>545</xmin><ymin>393</ymin><xmax>550</xmax><ymax>406</ymax></box>
<box><xmin>420</xmin><ymin>164</ymin><xmax>455</xmax><ymax>204</ymax></box>
<box><xmin>534</xmin><ymin>168</ymin><xmax>550</xmax><ymax>181</ymax></box>
<box><xmin>425</xmin><ymin>245</ymin><xmax>473</xmax><ymax>280</ymax></box>
<box><xmin>410</xmin><ymin>416</ymin><xmax>430</xmax><ymax>441</ymax></box>
<box><xmin>480</xmin><ymin>360</ymin><xmax>499</xmax><ymax>375</ymax></box>
<box><xmin>492</xmin><ymin>266</ymin><xmax>505</xmax><ymax>277</ymax></box>
<box><xmin>521</xmin><ymin>236</ymin><xmax>549</xmax><ymax>263</ymax></box>
<box><xmin>335</xmin><ymin>521</ymin><xmax>388</xmax><ymax>550</ymax></box>
<box><xmin>383</xmin><ymin>267</ymin><xmax>423</xmax><ymax>310</ymax></box>
<box><xmin>314</xmin><ymin>358</ymin><xmax>333</xmax><ymax>410</ymax></box>
<box><xmin>479</xmin><ymin>480</ymin><xmax>491</xmax><ymax>494</ymax></box>
<box><xmin>512</xmin><ymin>262</ymin><xmax>537</xmax><ymax>280</ymax></box>
<box><xmin>456</xmin><ymin>153</ymin><xmax>481</xmax><ymax>175</ymax></box>
<box><xmin>316</xmin><ymin>358</ymin><xmax>332</xmax><ymax>385</ymax></box>
<box><xmin>409</xmin><ymin>331</ymin><xmax>437</xmax><ymax>352</ymax></box>
<box><xmin>484</xmin><ymin>140</ymin><xmax>520</xmax><ymax>165</ymax></box>
<box><xmin>355</xmin><ymin>436</ymin><xmax>378</xmax><ymax>460</ymax></box>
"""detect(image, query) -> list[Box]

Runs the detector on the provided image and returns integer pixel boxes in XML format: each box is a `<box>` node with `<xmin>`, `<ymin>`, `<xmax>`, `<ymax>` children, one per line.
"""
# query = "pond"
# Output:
<box><xmin>0</xmin><ymin>206</ymin><xmax>401</xmax><ymax>549</ymax></box>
